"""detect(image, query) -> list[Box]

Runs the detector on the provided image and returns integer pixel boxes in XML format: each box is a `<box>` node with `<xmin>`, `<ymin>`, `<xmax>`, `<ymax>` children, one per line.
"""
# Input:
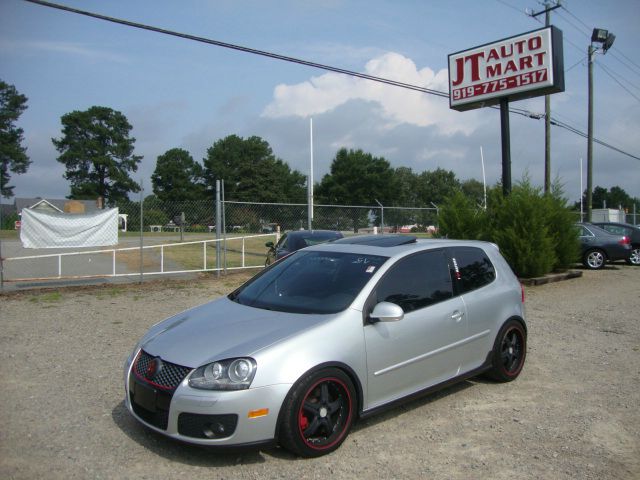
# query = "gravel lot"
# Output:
<box><xmin>1</xmin><ymin>266</ymin><xmax>638</xmax><ymax>479</ymax></box>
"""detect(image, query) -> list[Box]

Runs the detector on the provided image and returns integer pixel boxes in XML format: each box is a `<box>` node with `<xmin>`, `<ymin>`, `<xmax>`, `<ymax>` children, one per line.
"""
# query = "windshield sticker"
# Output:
<box><xmin>366</xmin><ymin>265</ymin><xmax>376</xmax><ymax>274</ymax></box>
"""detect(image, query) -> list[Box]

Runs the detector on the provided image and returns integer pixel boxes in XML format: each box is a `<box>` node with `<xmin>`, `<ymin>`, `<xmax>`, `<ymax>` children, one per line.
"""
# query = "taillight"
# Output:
<box><xmin>520</xmin><ymin>284</ymin><xmax>525</xmax><ymax>303</ymax></box>
<box><xmin>619</xmin><ymin>236</ymin><xmax>631</xmax><ymax>246</ymax></box>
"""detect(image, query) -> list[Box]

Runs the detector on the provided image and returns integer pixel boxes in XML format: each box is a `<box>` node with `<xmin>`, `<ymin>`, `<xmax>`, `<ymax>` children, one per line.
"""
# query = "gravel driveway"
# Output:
<box><xmin>1</xmin><ymin>266</ymin><xmax>638</xmax><ymax>479</ymax></box>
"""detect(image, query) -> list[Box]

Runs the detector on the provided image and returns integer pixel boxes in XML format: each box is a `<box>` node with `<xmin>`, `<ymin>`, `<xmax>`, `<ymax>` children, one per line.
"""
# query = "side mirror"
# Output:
<box><xmin>369</xmin><ymin>302</ymin><xmax>404</xmax><ymax>323</ymax></box>
<box><xmin>265</xmin><ymin>241</ymin><xmax>274</xmax><ymax>248</ymax></box>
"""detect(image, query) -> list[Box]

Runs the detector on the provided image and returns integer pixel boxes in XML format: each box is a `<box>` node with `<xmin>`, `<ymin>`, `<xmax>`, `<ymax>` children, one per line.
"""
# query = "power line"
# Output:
<box><xmin>565</xmin><ymin>56</ymin><xmax>586</xmax><ymax>73</ymax></box>
<box><xmin>596</xmin><ymin>63</ymin><xmax>640</xmax><ymax>102</ymax></box>
<box><xmin>494</xmin><ymin>0</ymin><xmax>525</xmax><ymax>15</ymax></box>
<box><xmin>22</xmin><ymin>0</ymin><xmax>640</xmax><ymax>163</ymax></box>
<box><xmin>22</xmin><ymin>0</ymin><xmax>450</xmax><ymax>98</ymax></box>
<box><xmin>550</xmin><ymin>117</ymin><xmax>640</xmax><ymax>160</ymax></box>
<box><xmin>559</xmin><ymin>5</ymin><xmax>640</xmax><ymax>78</ymax></box>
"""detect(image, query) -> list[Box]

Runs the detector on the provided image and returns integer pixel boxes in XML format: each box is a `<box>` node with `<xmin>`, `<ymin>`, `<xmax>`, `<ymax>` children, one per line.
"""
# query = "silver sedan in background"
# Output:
<box><xmin>124</xmin><ymin>235</ymin><xmax>526</xmax><ymax>457</ymax></box>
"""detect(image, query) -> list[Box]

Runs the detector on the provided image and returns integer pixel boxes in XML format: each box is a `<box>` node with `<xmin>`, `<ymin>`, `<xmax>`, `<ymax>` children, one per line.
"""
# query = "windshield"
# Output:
<box><xmin>229</xmin><ymin>251</ymin><xmax>388</xmax><ymax>314</ymax></box>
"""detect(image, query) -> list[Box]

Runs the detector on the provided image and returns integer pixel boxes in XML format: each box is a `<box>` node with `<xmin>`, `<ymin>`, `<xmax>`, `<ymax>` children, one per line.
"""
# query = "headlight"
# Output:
<box><xmin>188</xmin><ymin>358</ymin><xmax>257</xmax><ymax>390</ymax></box>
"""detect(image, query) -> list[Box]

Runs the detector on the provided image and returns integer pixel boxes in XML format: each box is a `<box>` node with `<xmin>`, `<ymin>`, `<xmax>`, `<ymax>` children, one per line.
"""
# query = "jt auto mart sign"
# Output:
<box><xmin>448</xmin><ymin>26</ymin><xmax>564</xmax><ymax>111</ymax></box>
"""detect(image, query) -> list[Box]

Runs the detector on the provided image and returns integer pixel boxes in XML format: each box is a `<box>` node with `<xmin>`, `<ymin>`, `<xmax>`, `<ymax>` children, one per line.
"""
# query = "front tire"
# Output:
<box><xmin>583</xmin><ymin>249</ymin><xmax>606</xmax><ymax>269</ymax></box>
<box><xmin>279</xmin><ymin>368</ymin><xmax>356</xmax><ymax>457</ymax></box>
<box><xmin>486</xmin><ymin>320</ymin><xmax>526</xmax><ymax>382</ymax></box>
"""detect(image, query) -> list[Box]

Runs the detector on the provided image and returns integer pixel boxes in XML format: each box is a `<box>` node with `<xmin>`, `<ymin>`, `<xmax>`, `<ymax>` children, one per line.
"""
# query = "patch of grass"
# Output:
<box><xmin>95</xmin><ymin>288</ymin><xmax>125</xmax><ymax>299</ymax></box>
<box><xmin>32</xmin><ymin>291</ymin><xmax>63</xmax><ymax>303</ymax></box>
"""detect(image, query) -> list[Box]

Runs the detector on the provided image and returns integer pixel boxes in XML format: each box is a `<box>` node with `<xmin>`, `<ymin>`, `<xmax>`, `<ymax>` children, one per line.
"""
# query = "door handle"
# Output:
<box><xmin>451</xmin><ymin>310</ymin><xmax>464</xmax><ymax>322</ymax></box>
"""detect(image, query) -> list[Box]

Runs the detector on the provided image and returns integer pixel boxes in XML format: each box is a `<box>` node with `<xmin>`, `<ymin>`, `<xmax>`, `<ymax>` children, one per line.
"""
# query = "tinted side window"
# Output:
<box><xmin>276</xmin><ymin>234</ymin><xmax>288</xmax><ymax>250</ymax></box>
<box><xmin>580</xmin><ymin>226</ymin><xmax>594</xmax><ymax>237</ymax></box>
<box><xmin>450</xmin><ymin>247</ymin><xmax>496</xmax><ymax>293</ymax></box>
<box><xmin>376</xmin><ymin>250</ymin><xmax>453</xmax><ymax>313</ymax></box>
<box><xmin>602</xmin><ymin>225</ymin><xmax>625</xmax><ymax>235</ymax></box>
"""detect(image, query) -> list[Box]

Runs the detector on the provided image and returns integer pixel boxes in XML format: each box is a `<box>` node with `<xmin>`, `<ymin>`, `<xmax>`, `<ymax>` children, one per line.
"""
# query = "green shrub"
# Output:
<box><xmin>544</xmin><ymin>181</ymin><xmax>581</xmax><ymax>270</ymax></box>
<box><xmin>437</xmin><ymin>191</ymin><xmax>486</xmax><ymax>240</ymax></box>
<box><xmin>486</xmin><ymin>181</ymin><xmax>555</xmax><ymax>277</ymax></box>
<box><xmin>438</xmin><ymin>177</ymin><xmax>579</xmax><ymax>278</ymax></box>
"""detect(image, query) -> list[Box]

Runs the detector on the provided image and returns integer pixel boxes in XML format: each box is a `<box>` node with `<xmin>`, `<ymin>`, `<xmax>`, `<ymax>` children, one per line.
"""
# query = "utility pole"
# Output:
<box><xmin>587</xmin><ymin>28</ymin><xmax>616</xmax><ymax>221</ymax></box>
<box><xmin>530</xmin><ymin>1</ymin><xmax>561</xmax><ymax>194</ymax></box>
<box><xmin>544</xmin><ymin>4</ymin><xmax>552</xmax><ymax>194</ymax></box>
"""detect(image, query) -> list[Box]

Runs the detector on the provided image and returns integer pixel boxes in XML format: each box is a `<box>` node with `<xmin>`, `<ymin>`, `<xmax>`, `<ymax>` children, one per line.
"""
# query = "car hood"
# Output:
<box><xmin>139</xmin><ymin>296</ymin><xmax>332</xmax><ymax>367</ymax></box>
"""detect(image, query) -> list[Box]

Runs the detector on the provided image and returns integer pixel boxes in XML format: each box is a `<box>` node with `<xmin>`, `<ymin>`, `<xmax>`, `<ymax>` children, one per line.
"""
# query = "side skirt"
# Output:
<box><xmin>359</xmin><ymin>352</ymin><xmax>493</xmax><ymax>420</ymax></box>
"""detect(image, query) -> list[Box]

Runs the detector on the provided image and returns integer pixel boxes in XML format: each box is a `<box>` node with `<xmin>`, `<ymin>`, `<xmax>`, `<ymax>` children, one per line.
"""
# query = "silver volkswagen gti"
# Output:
<box><xmin>124</xmin><ymin>235</ymin><xmax>526</xmax><ymax>457</ymax></box>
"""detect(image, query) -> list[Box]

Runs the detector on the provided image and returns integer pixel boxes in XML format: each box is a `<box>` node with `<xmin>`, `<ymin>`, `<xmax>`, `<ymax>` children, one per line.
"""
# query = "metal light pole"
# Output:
<box><xmin>587</xmin><ymin>43</ymin><xmax>595</xmax><ymax>222</ymax></box>
<box><xmin>586</xmin><ymin>28</ymin><xmax>615</xmax><ymax>222</ymax></box>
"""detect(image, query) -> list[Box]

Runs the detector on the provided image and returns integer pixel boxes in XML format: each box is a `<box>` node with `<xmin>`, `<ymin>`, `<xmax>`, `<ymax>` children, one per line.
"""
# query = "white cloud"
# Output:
<box><xmin>0</xmin><ymin>39</ymin><xmax>130</xmax><ymax>64</ymax></box>
<box><xmin>262</xmin><ymin>52</ymin><xmax>480</xmax><ymax>136</ymax></box>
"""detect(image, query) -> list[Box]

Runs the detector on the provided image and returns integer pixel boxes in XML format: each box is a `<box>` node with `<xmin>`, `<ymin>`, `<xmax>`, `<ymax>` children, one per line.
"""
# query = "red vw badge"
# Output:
<box><xmin>145</xmin><ymin>358</ymin><xmax>162</xmax><ymax>380</ymax></box>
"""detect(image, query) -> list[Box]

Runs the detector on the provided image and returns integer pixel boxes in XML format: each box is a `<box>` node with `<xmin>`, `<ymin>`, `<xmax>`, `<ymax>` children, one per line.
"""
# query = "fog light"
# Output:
<box><xmin>202</xmin><ymin>422</ymin><xmax>226</xmax><ymax>438</ymax></box>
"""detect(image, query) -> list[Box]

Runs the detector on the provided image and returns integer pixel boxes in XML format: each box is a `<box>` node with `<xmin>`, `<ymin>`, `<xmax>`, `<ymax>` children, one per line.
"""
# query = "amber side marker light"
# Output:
<box><xmin>248</xmin><ymin>408</ymin><xmax>269</xmax><ymax>418</ymax></box>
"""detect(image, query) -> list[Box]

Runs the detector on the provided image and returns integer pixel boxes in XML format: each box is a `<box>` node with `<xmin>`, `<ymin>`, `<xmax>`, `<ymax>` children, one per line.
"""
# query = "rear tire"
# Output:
<box><xmin>279</xmin><ymin>368</ymin><xmax>356</xmax><ymax>457</ymax></box>
<box><xmin>627</xmin><ymin>246</ymin><xmax>640</xmax><ymax>266</ymax></box>
<box><xmin>583</xmin><ymin>249</ymin><xmax>606</xmax><ymax>269</ymax></box>
<box><xmin>485</xmin><ymin>319</ymin><xmax>526</xmax><ymax>382</ymax></box>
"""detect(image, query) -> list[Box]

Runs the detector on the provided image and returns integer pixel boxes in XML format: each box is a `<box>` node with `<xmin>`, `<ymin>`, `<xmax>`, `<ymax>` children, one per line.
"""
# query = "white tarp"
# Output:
<box><xmin>20</xmin><ymin>208</ymin><xmax>119</xmax><ymax>249</ymax></box>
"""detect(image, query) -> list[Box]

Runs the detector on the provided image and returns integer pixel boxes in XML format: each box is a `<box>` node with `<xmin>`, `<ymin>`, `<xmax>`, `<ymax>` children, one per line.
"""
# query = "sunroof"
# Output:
<box><xmin>332</xmin><ymin>235</ymin><xmax>417</xmax><ymax>247</ymax></box>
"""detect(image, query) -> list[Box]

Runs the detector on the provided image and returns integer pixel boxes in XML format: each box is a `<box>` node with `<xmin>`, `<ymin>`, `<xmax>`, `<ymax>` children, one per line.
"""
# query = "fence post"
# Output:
<box><xmin>222</xmin><ymin>180</ymin><xmax>227</xmax><ymax>273</ymax></box>
<box><xmin>216</xmin><ymin>180</ymin><xmax>221</xmax><ymax>277</ymax></box>
<box><xmin>139</xmin><ymin>181</ymin><xmax>144</xmax><ymax>284</ymax></box>
<box><xmin>375</xmin><ymin>199</ymin><xmax>384</xmax><ymax>234</ymax></box>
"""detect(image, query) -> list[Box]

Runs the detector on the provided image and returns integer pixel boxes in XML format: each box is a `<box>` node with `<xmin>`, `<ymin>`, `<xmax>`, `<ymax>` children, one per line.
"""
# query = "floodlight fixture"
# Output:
<box><xmin>591</xmin><ymin>28</ymin><xmax>615</xmax><ymax>53</ymax></box>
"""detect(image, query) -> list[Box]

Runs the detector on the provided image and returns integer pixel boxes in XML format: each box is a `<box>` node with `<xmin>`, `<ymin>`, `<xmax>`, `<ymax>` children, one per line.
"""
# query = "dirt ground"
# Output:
<box><xmin>1</xmin><ymin>266</ymin><xmax>638</xmax><ymax>479</ymax></box>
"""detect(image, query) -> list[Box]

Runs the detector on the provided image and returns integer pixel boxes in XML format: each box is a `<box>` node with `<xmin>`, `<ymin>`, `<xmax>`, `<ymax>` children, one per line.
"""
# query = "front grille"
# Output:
<box><xmin>178</xmin><ymin>413</ymin><xmax>238</xmax><ymax>439</ymax></box>
<box><xmin>133</xmin><ymin>350</ymin><xmax>192</xmax><ymax>391</ymax></box>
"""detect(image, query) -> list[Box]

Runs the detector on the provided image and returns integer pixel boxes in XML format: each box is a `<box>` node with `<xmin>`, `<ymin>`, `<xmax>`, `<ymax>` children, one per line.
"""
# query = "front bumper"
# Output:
<box><xmin>124</xmin><ymin>351</ymin><xmax>292</xmax><ymax>446</ymax></box>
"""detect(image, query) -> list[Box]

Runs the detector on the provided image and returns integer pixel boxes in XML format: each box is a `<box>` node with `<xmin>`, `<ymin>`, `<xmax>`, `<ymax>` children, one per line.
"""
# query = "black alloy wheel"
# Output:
<box><xmin>486</xmin><ymin>320</ymin><xmax>527</xmax><ymax>382</ymax></box>
<box><xmin>279</xmin><ymin>368</ymin><xmax>356</xmax><ymax>457</ymax></box>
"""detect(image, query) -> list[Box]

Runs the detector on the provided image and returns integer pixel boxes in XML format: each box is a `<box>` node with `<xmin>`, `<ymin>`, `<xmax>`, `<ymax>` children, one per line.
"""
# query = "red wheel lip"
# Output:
<box><xmin>297</xmin><ymin>376</ymin><xmax>353</xmax><ymax>451</ymax></box>
<box><xmin>501</xmin><ymin>325</ymin><xmax>526</xmax><ymax>377</ymax></box>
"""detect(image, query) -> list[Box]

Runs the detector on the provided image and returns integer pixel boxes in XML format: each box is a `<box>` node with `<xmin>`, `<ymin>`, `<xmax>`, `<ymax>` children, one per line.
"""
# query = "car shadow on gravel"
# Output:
<box><xmin>111</xmin><ymin>380</ymin><xmax>480</xmax><ymax>463</ymax></box>
<box><xmin>351</xmin><ymin>380</ymin><xmax>475</xmax><ymax>433</ymax></box>
<box><xmin>111</xmin><ymin>401</ymin><xmax>278</xmax><ymax>465</ymax></box>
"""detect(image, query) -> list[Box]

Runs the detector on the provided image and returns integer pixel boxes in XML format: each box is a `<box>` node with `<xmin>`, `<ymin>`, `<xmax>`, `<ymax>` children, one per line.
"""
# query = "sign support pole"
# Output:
<box><xmin>500</xmin><ymin>98</ymin><xmax>512</xmax><ymax>196</ymax></box>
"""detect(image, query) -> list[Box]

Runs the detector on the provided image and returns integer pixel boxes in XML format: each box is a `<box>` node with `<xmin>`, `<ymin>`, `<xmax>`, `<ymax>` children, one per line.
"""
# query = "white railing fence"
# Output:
<box><xmin>2</xmin><ymin>234</ymin><xmax>275</xmax><ymax>283</ymax></box>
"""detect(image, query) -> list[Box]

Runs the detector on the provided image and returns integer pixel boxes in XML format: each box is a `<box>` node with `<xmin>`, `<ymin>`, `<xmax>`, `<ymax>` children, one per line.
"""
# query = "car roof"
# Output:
<box><xmin>332</xmin><ymin>234</ymin><xmax>418</xmax><ymax>247</ymax></box>
<box><xmin>305</xmin><ymin>235</ymin><xmax>499</xmax><ymax>259</ymax></box>
<box><xmin>593</xmin><ymin>221</ymin><xmax>639</xmax><ymax>229</ymax></box>
<box><xmin>577</xmin><ymin>222</ymin><xmax>622</xmax><ymax>237</ymax></box>
<box><xmin>286</xmin><ymin>230</ymin><xmax>342</xmax><ymax>238</ymax></box>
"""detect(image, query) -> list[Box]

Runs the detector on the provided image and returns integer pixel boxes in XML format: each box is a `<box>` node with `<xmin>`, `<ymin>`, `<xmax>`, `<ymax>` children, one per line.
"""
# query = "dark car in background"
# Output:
<box><xmin>265</xmin><ymin>230</ymin><xmax>343</xmax><ymax>265</ymax></box>
<box><xmin>593</xmin><ymin>222</ymin><xmax>640</xmax><ymax>266</ymax></box>
<box><xmin>576</xmin><ymin>222</ymin><xmax>631</xmax><ymax>269</ymax></box>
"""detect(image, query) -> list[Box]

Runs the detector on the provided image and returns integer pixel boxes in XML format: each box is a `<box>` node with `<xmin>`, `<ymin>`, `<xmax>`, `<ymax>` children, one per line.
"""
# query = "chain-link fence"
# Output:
<box><xmin>4</xmin><ymin>196</ymin><xmax>640</xmax><ymax>289</ymax></box>
<box><xmin>118</xmin><ymin>198</ymin><xmax>438</xmax><ymax>235</ymax></box>
<box><xmin>223</xmin><ymin>201</ymin><xmax>438</xmax><ymax>234</ymax></box>
<box><xmin>1</xmin><ymin>199</ymin><xmax>437</xmax><ymax>288</ymax></box>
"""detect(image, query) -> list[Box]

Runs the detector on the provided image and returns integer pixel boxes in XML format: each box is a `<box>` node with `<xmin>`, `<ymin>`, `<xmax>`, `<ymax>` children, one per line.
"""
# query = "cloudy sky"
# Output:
<box><xmin>1</xmin><ymin>0</ymin><xmax>639</xmax><ymax>205</ymax></box>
